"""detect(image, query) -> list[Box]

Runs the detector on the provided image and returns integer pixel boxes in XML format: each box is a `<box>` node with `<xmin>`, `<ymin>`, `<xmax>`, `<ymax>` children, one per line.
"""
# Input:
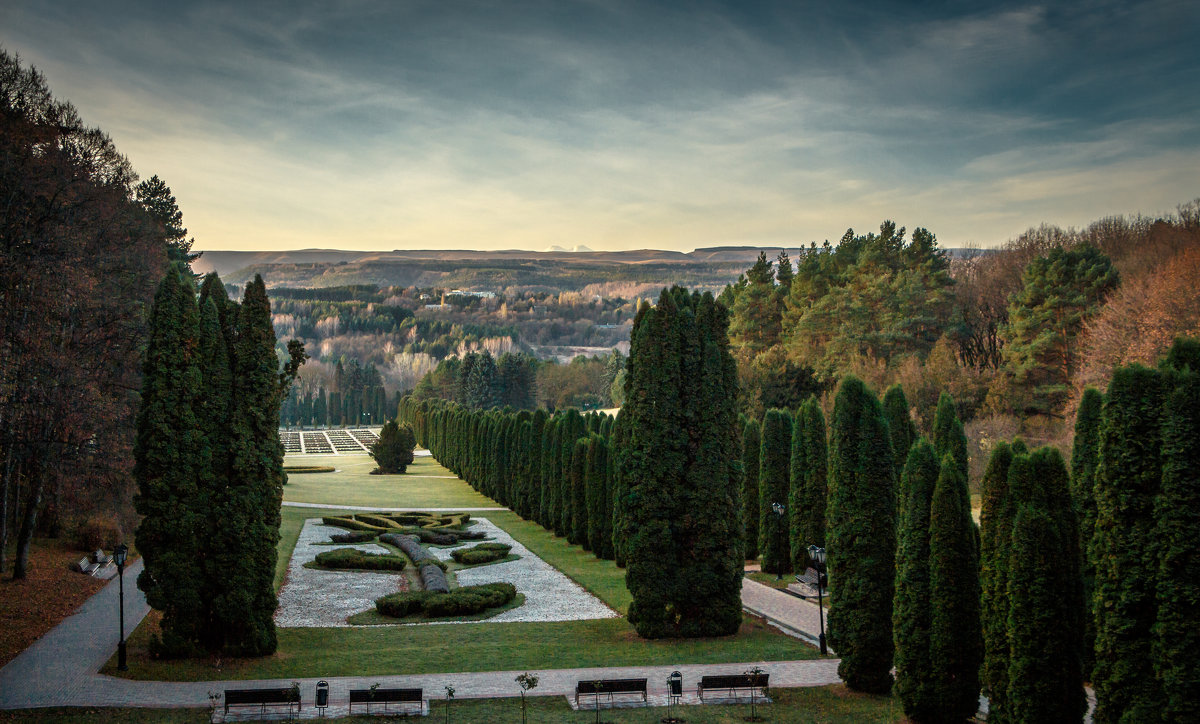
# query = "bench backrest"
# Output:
<box><xmin>224</xmin><ymin>688</ymin><xmax>300</xmax><ymax>706</ymax></box>
<box><xmin>699</xmin><ymin>674</ymin><xmax>769</xmax><ymax>689</ymax></box>
<box><xmin>348</xmin><ymin>688</ymin><xmax>423</xmax><ymax>703</ymax></box>
<box><xmin>575</xmin><ymin>678</ymin><xmax>648</xmax><ymax>695</ymax></box>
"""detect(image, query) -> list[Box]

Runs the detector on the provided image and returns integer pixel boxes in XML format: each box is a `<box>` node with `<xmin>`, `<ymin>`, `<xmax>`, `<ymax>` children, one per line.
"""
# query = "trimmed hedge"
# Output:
<box><xmin>451</xmin><ymin>543</ymin><xmax>512</xmax><ymax>565</ymax></box>
<box><xmin>314</xmin><ymin>548</ymin><xmax>407</xmax><ymax>571</ymax></box>
<box><xmin>282</xmin><ymin>465</ymin><xmax>335</xmax><ymax>474</ymax></box>
<box><xmin>380</xmin><ymin>533</ymin><xmax>450</xmax><ymax>591</ymax></box>
<box><xmin>375</xmin><ymin>582</ymin><xmax>517</xmax><ymax>619</ymax></box>
<box><xmin>329</xmin><ymin>531</ymin><xmax>378</xmax><ymax>544</ymax></box>
<box><xmin>322</xmin><ymin>516</ymin><xmax>387</xmax><ymax>532</ymax></box>
<box><xmin>355</xmin><ymin>514</ymin><xmax>402</xmax><ymax>529</ymax></box>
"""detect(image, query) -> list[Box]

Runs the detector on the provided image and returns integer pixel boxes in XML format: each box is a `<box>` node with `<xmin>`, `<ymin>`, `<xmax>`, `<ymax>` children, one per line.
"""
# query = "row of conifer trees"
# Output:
<box><xmin>134</xmin><ymin>267</ymin><xmax>303</xmax><ymax>657</ymax></box>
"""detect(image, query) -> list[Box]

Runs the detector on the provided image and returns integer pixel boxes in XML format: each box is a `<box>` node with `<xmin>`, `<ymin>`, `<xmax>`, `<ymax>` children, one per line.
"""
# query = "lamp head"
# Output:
<box><xmin>113</xmin><ymin>543</ymin><xmax>128</xmax><ymax>567</ymax></box>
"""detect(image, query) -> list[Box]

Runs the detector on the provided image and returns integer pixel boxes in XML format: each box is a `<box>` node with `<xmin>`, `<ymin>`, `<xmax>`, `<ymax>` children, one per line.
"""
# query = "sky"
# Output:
<box><xmin>2</xmin><ymin>0</ymin><xmax>1197</xmax><ymax>252</ymax></box>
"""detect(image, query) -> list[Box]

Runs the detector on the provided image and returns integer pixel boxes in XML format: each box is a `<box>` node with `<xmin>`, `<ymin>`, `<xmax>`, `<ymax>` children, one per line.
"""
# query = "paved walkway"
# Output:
<box><xmin>0</xmin><ymin>554</ymin><xmax>839</xmax><ymax>712</ymax></box>
<box><xmin>740</xmin><ymin>577</ymin><xmax>833</xmax><ymax>653</ymax></box>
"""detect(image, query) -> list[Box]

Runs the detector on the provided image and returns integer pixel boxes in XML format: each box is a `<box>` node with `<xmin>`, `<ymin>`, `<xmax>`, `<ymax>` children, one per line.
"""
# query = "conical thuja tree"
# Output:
<box><xmin>1069</xmin><ymin>387</ymin><xmax>1102</xmax><ymax>680</ymax></box>
<box><xmin>1153</xmin><ymin>352</ymin><xmax>1200</xmax><ymax>721</ymax></box>
<box><xmin>882</xmin><ymin>384</ymin><xmax>917</xmax><ymax>497</ymax></box>
<box><xmin>798</xmin><ymin>396</ymin><xmax>827</xmax><ymax>551</ymax></box>
<box><xmin>134</xmin><ymin>266</ymin><xmax>207</xmax><ymax>657</ymax></box>
<box><xmin>585</xmin><ymin>433</ymin><xmax>613</xmax><ymax>559</ymax></box>
<box><xmin>893</xmin><ymin>439</ymin><xmax>939</xmax><ymax>721</ymax></box>
<box><xmin>741</xmin><ymin>417</ymin><xmax>761</xmax><ymax>559</ymax></box>
<box><xmin>569</xmin><ymin>437</ymin><xmax>588</xmax><ymax>547</ymax></box>
<box><xmin>759</xmin><ymin>408</ymin><xmax>793</xmax><ymax>575</ymax></box>
<box><xmin>927</xmin><ymin>454</ymin><xmax>982</xmax><ymax>723</ymax></box>
<box><xmin>826</xmin><ymin>375</ymin><xmax>896</xmax><ymax>694</ymax></box>
<box><xmin>1091</xmin><ymin>364</ymin><xmax>1165</xmax><ymax>723</ymax></box>
<box><xmin>220</xmin><ymin>275</ymin><xmax>285</xmax><ymax>656</ymax></box>
<box><xmin>979</xmin><ymin>441</ymin><xmax>1017</xmax><ymax>724</ymax></box>
<box><xmin>788</xmin><ymin>405</ymin><xmax>808</xmax><ymax>569</ymax></box>
<box><xmin>932</xmin><ymin>392</ymin><xmax>967</xmax><ymax>482</ymax></box>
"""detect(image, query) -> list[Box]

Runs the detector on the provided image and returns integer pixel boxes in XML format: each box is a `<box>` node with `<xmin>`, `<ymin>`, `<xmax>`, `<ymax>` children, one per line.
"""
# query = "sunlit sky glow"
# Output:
<box><xmin>3</xmin><ymin>1</ymin><xmax>1197</xmax><ymax>252</ymax></box>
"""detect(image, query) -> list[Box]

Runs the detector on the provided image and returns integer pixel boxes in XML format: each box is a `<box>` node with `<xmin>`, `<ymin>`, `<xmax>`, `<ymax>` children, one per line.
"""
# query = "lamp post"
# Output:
<box><xmin>807</xmin><ymin>544</ymin><xmax>827</xmax><ymax>655</ymax></box>
<box><xmin>770</xmin><ymin>502</ymin><xmax>785</xmax><ymax>580</ymax></box>
<box><xmin>113</xmin><ymin>543</ymin><xmax>128</xmax><ymax>671</ymax></box>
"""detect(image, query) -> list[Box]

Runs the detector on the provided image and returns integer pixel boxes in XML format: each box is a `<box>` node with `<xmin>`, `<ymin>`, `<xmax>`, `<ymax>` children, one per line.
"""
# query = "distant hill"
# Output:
<box><xmin>194</xmin><ymin>246</ymin><xmax>983</xmax><ymax>292</ymax></box>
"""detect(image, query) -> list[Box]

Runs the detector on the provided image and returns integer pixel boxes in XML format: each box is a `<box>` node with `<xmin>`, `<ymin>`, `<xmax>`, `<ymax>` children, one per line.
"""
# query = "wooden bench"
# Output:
<box><xmin>697</xmin><ymin>673</ymin><xmax>769</xmax><ymax>701</ymax></box>
<box><xmin>348</xmin><ymin>687</ymin><xmax>423</xmax><ymax>715</ymax></box>
<box><xmin>574</xmin><ymin>678</ymin><xmax>648</xmax><ymax>707</ymax></box>
<box><xmin>223</xmin><ymin>687</ymin><xmax>300</xmax><ymax>717</ymax></box>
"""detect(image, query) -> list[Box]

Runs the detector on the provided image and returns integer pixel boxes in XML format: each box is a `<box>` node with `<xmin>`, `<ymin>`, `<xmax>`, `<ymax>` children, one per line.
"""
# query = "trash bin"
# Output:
<box><xmin>315</xmin><ymin>680</ymin><xmax>329</xmax><ymax>714</ymax></box>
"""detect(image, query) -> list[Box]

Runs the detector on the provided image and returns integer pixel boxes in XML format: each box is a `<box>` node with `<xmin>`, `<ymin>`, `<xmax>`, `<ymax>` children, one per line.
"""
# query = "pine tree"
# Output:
<box><xmin>1069</xmin><ymin>387</ymin><xmax>1102</xmax><ymax>679</ymax></box>
<box><xmin>893</xmin><ymin>439</ymin><xmax>940</xmax><ymax>721</ymax></box>
<box><xmin>728</xmin><ymin>252</ymin><xmax>781</xmax><ymax>356</ymax></box>
<box><xmin>928</xmin><ymin>454</ymin><xmax>982</xmax><ymax>723</ymax></box>
<box><xmin>882</xmin><ymin>384</ymin><xmax>917</xmax><ymax>496</ymax></box>
<box><xmin>615</xmin><ymin>288</ymin><xmax>742</xmax><ymax>638</ymax></box>
<box><xmin>1007</xmin><ymin>448</ymin><xmax>1086</xmax><ymax>724</ymax></box>
<box><xmin>979</xmin><ymin>441</ymin><xmax>1017</xmax><ymax>724</ymax></box>
<box><xmin>1091</xmin><ymin>364</ymin><xmax>1165</xmax><ymax>723</ymax></box>
<box><xmin>798</xmin><ymin>396</ymin><xmax>828</xmax><ymax>550</ymax></box>
<box><xmin>134</xmin><ymin>267</ymin><xmax>207</xmax><ymax>657</ymax></box>
<box><xmin>221</xmin><ymin>275</ymin><xmax>284</xmax><ymax>656</ymax></box>
<box><xmin>826</xmin><ymin>375</ymin><xmax>897</xmax><ymax>694</ymax></box>
<box><xmin>742</xmin><ymin>418</ymin><xmax>761</xmax><ymax>559</ymax></box>
<box><xmin>759</xmin><ymin>408</ymin><xmax>793</xmax><ymax>575</ymax></box>
<box><xmin>1153</xmin><ymin>363</ymin><xmax>1200</xmax><ymax>721</ymax></box>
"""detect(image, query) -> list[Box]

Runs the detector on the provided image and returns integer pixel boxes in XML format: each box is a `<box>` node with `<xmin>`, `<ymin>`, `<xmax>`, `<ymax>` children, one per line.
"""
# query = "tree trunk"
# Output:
<box><xmin>12</xmin><ymin>462</ymin><xmax>43</xmax><ymax>580</ymax></box>
<box><xmin>0</xmin><ymin>445</ymin><xmax>14</xmax><ymax>575</ymax></box>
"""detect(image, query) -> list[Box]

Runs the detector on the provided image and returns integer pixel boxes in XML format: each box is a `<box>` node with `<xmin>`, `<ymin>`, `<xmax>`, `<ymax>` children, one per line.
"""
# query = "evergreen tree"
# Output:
<box><xmin>371</xmin><ymin>420</ymin><xmax>416</xmax><ymax>473</ymax></box>
<box><xmin>882</xmin><ymin>384</ymin><xmax>917</xmax><ymax>493</ymax></box>
<box><xmin>615</xmin><ymin>288</ymin><xmax>742</xmax><ymax>638</ymax></box>
<box><xmin>798</xmin><ymin>396</ymin><xmax>828</xmax><ymax>550</ymax></box>
<box><xmin>135</xmin><ymin>175</ymin><xmax>198</xmax><ymax>266</ymax></box>
<box><xmin>540</xmin><ymin>416</ymin><xmax>561</xmax><ymax>531</ymax></box>
<box><xmin>570</xmin><ymin>437</ymin><xmax>588</xmax><ymax>547</ymax></box>
<box><xmin>559</xmin><ymin>409</ymin><xmax>586</xmax><ymax>540</ymax></box>
<box><xmin>1091</xmin><ymin>364</ymin><xmax>1165</xmax><ymax>723</ymax></box>
<box><xmin>979</xmin><ymin>441</ymin><xmax>1017</xmax><ymax>724</ymax></box>
<box><xmin>1153</xmin><ymin>363</ymin><xmax>1200</xmax><ymax>721</ymax></box>
<box><xmin>826</xmin><ymin>375</ymin><xmax>897</xmax><ymax>694</ymax></box>
<box><xmin>742</xmin><ymin>418</ymin><xmax>761</xmax><ymax>559</ymax></box>
<box><xmin>788</xmin><ymin>404</ymin><xmax>808</xmax><ymax>568</ymax></box>
<box><xmin>134</xmin><ymin>267</ymin><xmax>207</xmax><ymax>656</ymax></box>
<box><xmin>893</xmin><ymin>439</ymin><xmax>940</xmax><ymax>721</ymax></box>
<box><xmin>314</xmin><ymin>387</ymin><xmax>327</xmax><ymax>427</ymax></box>
<box><xmin>1069</xmin><ymin>387</ymin><xmax>1102</xmax><ymax>679</ymax></box>
<box><xmin>759</xmin><ymin>408</ymin><xmax>793</xmax><ymax>575</ymax></box>
<box><xmin>585</xmin><ymin>433</ymin><xmax>613</xmax><ymax>560</ymax></box>
<box><xmin>932</xmin><ymin>392</ymin><xmax>967</xmax><ymax>483</ymax></box>
<box><xmin>465</xmin><ymin>349</ymin><xmax>501</xmax><ymax>409</ymax></box>
<box><xmin>1007</xmin><ymin>448</ymin><xmax>1086</xmax><ymax>724</ymax></box>
<box><xmin>928</xmin><ymin>455</ymin><xmax>982</xmax><ymax>723</ymax></box>
<box><xmin>221</xmin><ymin>275</ymin><xmax>284</xmax><ymax>656</ymax></box>
<box><xmin>728</xmin><ymin>252</ymin><xmax>781</xmax><ymax>357</ymax></box>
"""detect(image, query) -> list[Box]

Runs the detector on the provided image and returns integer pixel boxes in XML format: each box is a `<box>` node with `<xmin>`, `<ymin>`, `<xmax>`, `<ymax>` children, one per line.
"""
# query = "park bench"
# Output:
<box><xmin>348</xmin><ymin>687</ymin><xmax>423</xmax><ymax>715</ymax></box>
<box><xmin>696</xmin><ymin>673</ymin><xmax>769</xmax><ymax>701</ymax></box>
<box><xmin>574</xmin><ymin>678</ymin><xmax>648</xmax><ymax>707</ymax></box>
<box><xmin>223</xmin><ymin>687</ymin><xmax>300</xmax><ymax>717</ymax></box>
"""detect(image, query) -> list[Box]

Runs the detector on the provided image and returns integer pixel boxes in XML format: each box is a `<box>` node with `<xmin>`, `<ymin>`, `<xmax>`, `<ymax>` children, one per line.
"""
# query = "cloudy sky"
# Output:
<box><xmin>2</xmin><ymin>1</ymin><xmax>1197</xmax><ymax>252</ymax></box>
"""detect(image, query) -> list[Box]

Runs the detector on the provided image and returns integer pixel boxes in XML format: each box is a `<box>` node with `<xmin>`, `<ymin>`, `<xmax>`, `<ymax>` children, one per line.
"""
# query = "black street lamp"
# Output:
<box><xmin>807</xmin><ymin>544</ymin><xmax>827</xmax><ymax>655</ymax></box>
<box><xmin>770</xmin><ymin>502</ymin><xmax>785</xmax><ymax>580</ymax></box>
<box><xmin>113</xmin><ymin>543</ymin><xmax>128</xmax><ymax>671</ymax></box>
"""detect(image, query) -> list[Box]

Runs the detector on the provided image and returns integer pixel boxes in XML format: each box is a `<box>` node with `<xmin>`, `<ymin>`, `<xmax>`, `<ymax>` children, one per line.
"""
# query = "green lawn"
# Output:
<box><xmin>109</xmin><ymin>457</ymin><xmax>821</xmax><ymax>682</ymax></box>
<box><xmin>0</xmin><ymin>686</ymin><xmax>902</xmax><ymax>723</ymax></box>
<box><xmin>281</xmin><ymin>451</ymin><xmax>500</xmax><ymax>509</ymax></box>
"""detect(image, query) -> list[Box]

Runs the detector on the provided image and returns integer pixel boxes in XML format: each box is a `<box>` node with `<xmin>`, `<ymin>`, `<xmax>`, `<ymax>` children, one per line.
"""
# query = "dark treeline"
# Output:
<box><xmin>281</xmin><ymin>357</ymin><xmax>398</xmax><ymax>428</ymax></box>
<box><xmin>0</xmin><ymin>51</ymin><xmax>191</xmax><ymax>576</ymax></box>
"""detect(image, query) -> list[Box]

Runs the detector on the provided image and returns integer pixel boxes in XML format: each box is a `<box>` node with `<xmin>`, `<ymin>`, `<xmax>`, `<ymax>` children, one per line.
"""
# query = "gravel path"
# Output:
<box><xmin>275</xmin><ymin>521</ymin><xmax>407</xmax><ymax>627</ymax></box>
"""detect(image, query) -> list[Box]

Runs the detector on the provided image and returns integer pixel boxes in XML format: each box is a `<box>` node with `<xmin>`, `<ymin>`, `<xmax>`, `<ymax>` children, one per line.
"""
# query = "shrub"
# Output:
<box><xmin>370</xmin><ymin>420</ymin><xmax>416</xmax><ymax>473</ymax></box>
<box><xmin>72</xmin><ymin>514</ymin><xmax>123</xmax><ymax>552</ymax></box>
<box><xmin>375</xmin><ymin>582</ymin><xmax>517</xmax><ymax>619</ymax></box>
<box><xmin>322</xmin><ymin>516</ymin><xmax>387</xmax><ymax>532</ymax></box>
<box><xmin>330</xmin><ymin>531</ymin><xmax>378</xmax><ymax>544</ymax></box>
<box><xmin>451</xmin><ymin>543</ymin><xmax>512</xmax><ymax>565</ymax></box>
<box><xmin>314</xmin><ymin>548</ymin><xmax>406</xmax><ymax>571</ymax></box>
<box><xmin>355</xmin><ymin>514</ymin><xmax>401</xmax><ymax>529</ymax></box>
<box><xmin>419</xmin><ymin>563</ymin><xmax>449</xmax><ymax>592</ymax></box>
<box><xmin>282</xmin><ymin>465</ymin><xmax>335</xmax><ymax>474</ymax></box>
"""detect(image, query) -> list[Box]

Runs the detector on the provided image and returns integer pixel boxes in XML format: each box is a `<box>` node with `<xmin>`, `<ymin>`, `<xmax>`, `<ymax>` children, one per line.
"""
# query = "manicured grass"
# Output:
<box><xmin>0</xmin><ymin>687</ymin><xmax>901</xmax><ymax>723</ymax></box>
<box><xmin>281</xmin><ymin>451</ymin><xmax>501</xmax><ymax>509</ymax></box>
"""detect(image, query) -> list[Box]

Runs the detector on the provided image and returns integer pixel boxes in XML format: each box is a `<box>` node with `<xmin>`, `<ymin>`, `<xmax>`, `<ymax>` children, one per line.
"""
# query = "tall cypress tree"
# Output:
<box><xmin>882</xmin><ymin>384</ymin><xmax>917</xmax><ymax>495</ymax></box>
<box><xmin>221</xmin><ymin>275</ymin><xmax>284</xmax><ymax>656</ymax></box>
<box><xmin>585</xmin><ymin>433</ymin><xmax>613</xmax><ymax>559</ymax></box>
<box><xmin>742</xmin><ymin>418</ymin><xmax>761</xmax><ymax>560</ymax></box>
<box><xmin>893</xmin><ymin>439</ymin><xmax>940</xmax><ymax>721</ymax></box>
<box><xmin>979</xmin><ymin>441</ymin><xmax>1017</xmax><ymax>724</ymax></box>
<box><xmin>788</xmin><ymin>405</ymin><xmax>808</xmax><ymax>569</ymax></box>
<box><xmin>615</xmin><ymin>288</ymin><xmax>742</xmax><ymax>638</ymax></box>
<box><xmin>1153</xmin><ymin>364</ymin><xmax>1200</xmax><ymax>721</ymax></box>
<box><xmin>1007</xmin><ymin>448</ymin><xmax>1086</xmax><ymax>724</ymax></box>
<box><xmin>1069</xmin><ymin>387</ymin><xmax>1102</xmax><ymax>679</ymax></box>
<box><xmin>559</xmin><ymin>409</ymin><xmax>585</xmax><ymax>540</ymax></box>
<box><xmin>134</xmin><ymin>266</ymin><xmax>206</xmax><ymax>657</ymax></box>
<box><xmin>570</xmin><ymin>437</ymin><xmax>588</xmax><ymax>547</ymax></box>
<box><xmin>798</xmin><ymin>396</ymin><xmax>827</xmax><ymax>550</ymax></box>
<box><xmin>932</xmin><ymin>392</ymin><xmax>967</xmax><ymax>482</ymax></box>
<box><xmin>759</xmin><ymin>408</ymin><xmax>793</xmax><ymax>575</ymax></box>
<box><xmin>826</xmin><ymin>375</ymin><xmax>896</xmax><ymax>694</ymax></box>
<box><xmin>928</xmin><ymin>454</ymin><xmax>982</xmax><ymax>723</ymax></box>
<box><xmin>540</xmin><ymin>416</ymin><xmax>560</xmax><ymax>531</ymax></box>
<box><xmin>1091</xmin><ymin>364</ymin><xmax>1165</xmax><ymax>724</ymax></box>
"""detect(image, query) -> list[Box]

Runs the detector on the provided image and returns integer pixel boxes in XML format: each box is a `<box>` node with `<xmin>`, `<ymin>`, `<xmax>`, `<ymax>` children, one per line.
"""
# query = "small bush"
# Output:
<box><xmin>282</xmin><ymin>465</ymin><xmax>335</xmax><ymax>474</ymax></box>
<box><xmin>355</xmin><ymin>514</ymin><xmax>401</xmax><ymax>529</ymax></box>
<box><xmin>451</xmin><ymin>543</ymin><xmax>512</xmax><ymax>565</ymax></box>
<box><xmin>322</xmin><ymin>516</ymin><xmax>387</xmax><ymax>532</ymax></box>
<box><xmin>330</xmin><ymin>531</ymin><xmax>378</xmax><ymax>543</ymax></box>
<box><xmin>71</xmin><ymin>514</ymin><xmax>122</xmax><ymax>552</ymax></box>
<box><xmin>314</xmin><ymin>548</ymin><xmax>407</xmax><ymax>571</ymax></box>
<box><xmin>375</xmin><ymin>582</ymin><xmax>517</xmax><ymax>619</ymax></box>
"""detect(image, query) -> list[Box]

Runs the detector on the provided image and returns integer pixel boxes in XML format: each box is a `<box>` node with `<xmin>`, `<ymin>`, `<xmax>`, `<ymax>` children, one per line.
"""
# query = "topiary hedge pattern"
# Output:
<box><xmin>375</xmin><ymin>582</ymin><xmax>517</xmax><ymax>619</ymax></box>
<box><xmin>329</xmin><ymin>531</ymin><xmax>378</xmax><ymax>544</ymax></box>
<box><xmin>314</xmin><ymin>548</ymin><xmax>407</xmax><ymax>571</ymax></box>
<box><xmin>450</xmin><ymin>543</ymin><xmax>512</xmax><ymax>565</ymax></box>
<box><xmin>282</xmin><ymin>465</ymin><xmax>335</xmax><ymax>474</ymax></box>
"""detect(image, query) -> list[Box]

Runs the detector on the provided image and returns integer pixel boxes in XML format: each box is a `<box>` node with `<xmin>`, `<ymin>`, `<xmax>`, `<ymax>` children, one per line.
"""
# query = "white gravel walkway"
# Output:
<box><xmin>275</xmin><ymin>521</ymin><xmax>407</xmax><ymax>627</ymax></box>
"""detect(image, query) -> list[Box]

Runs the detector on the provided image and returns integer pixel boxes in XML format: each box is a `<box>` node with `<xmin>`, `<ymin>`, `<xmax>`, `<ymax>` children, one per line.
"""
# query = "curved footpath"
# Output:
<box><xmin>0</xmin><ymin>556</ymin><xmax>841</xmax><ymax>712</ymax></box>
